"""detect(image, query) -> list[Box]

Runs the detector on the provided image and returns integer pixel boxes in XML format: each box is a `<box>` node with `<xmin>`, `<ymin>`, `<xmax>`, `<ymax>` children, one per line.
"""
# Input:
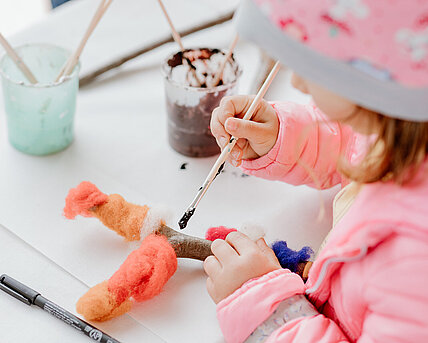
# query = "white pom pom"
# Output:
<box><xmin>140</xmin><ymin>204</ymin><xmax>173</xmax><ymax>239</ymax></box>
<box><xmin>240</xmin><ymin>222</ymin><xmax>265</xmax><ymax>241</ymax></box>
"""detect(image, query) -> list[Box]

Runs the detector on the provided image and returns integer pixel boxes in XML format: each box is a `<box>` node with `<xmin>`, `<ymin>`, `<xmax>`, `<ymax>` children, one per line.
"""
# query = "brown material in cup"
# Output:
<box><xmin>162</xmin><ymin>48</ymin><xmax>241</xmax><ymax>157</ymax></box>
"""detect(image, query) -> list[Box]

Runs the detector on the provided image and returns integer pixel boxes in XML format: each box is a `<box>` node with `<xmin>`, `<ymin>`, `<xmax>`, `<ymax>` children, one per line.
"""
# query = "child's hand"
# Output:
<box><xmin>210</xmin><ymin>96</ymin><xmax>279</xmax><ymax>166</ymax></box>
<box><xmin>204</xmin><ymin>231</ymin><xmax>282</xmax><ymax>304</ymax></box>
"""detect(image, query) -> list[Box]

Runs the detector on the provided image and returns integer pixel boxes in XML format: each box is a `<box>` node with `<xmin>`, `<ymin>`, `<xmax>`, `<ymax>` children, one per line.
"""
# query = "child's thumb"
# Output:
<box><xmin>225</xmin><ymin>117</ymin><xmax>265</xmax><ymax>140</ymax></box>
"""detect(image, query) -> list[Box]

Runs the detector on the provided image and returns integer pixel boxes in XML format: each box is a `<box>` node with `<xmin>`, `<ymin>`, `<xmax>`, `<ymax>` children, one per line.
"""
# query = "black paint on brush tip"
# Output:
<box><xmin>179</xmin><ymin>208</ymin><xmax>195</xmax><ymax>230</ymax></box>
<box><xmin>215</xmin><ymin>162</ymin><xmax>225</xmax><ymax>178</ymax></box>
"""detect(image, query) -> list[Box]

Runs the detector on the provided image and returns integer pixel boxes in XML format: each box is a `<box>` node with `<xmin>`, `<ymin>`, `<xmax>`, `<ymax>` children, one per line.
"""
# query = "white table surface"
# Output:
<box><xmin>0</xmin><ymin>1</ymin><xmax>339</xmax><ymax>342</ymax></box>
<box><xmin>0</xmin><ymin>224</ymin><xmax>165</xmax><ymax>343</ymax></box>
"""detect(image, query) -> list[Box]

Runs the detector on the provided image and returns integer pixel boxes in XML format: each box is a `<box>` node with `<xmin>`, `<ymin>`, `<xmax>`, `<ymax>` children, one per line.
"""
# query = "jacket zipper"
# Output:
<box><xmin>306</xmin><ymin>245</ymin><xmax>368</xmax><ymax>294</ymax></box>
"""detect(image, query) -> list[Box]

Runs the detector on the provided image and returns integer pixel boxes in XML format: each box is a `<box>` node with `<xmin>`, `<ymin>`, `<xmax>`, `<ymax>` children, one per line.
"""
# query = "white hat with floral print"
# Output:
<box><xmin>235</xmin><ymin>0</ymin><xmax>428</xmax><ymax>121</ymax></box>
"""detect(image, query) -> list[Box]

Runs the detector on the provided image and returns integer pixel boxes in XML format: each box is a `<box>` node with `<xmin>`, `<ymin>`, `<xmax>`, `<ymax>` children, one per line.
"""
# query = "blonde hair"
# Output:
<box><xmin>340</xmin><ymin>112</ymin><xmax>428</xmax><ymax>184</ymax></box>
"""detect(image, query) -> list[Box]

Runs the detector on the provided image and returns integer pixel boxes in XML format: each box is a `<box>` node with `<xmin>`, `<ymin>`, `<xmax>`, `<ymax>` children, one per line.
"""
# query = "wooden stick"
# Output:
<box><xmin>211</xmin><ymin>33</ymin><xmax>239</xmax><ymax>87</ymax></box>
<box><xmin>157</xmin><ymin>224</ymin><xmax>212</xmax><ymax>261</ymax></box>
<box><xmin>156</xmin><ymin>0</ymin><xmax>184</xmax><ymax>51</ymax></box>
<box><xmin>156</xmin><ymin>0</ymin><xmax>202</xmax><ymax>86</ymax></box>
<box><xmin>55</xmin><ymin>0</ymin><xmax>112</xmax><ymax>82</ymax></box>
<box><xmin>158</xmin><ymin>224</ymin><xmax>310</xmax><ymax>279</ymax></box>
<box><xmin>79</xmin><ymin>11</ymin><xmax>234</xmax><ymax>87</ymax></box>
<box><xmin>0</xmin><ymin>33</ymin><xmax>38</xmax><ymax>84</ymax></box>
<box><xmin>179</xmin><ymin>61</ymin><xmax>282</xmax><ymax>230</ymax></box>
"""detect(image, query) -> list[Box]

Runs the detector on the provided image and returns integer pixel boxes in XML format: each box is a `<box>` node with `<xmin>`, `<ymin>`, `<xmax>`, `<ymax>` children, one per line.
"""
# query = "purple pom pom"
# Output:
<box><xmin>271</xmin><ymin>241</ymin><xmax>313</xmax><ymax>273</ymax></box>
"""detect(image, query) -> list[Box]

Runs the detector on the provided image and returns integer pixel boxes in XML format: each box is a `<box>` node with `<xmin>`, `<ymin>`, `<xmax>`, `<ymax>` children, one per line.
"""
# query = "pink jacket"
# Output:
<box><xmin>217</xmin><ymin>102</ymin><xmax>428</xmax><ymax>342</ymax></box>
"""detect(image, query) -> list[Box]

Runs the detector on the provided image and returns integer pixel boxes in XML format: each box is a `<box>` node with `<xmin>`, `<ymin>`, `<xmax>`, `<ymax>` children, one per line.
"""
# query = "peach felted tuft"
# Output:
<box><xmin>76</xmin><ymin>281</ymin><xmax>132</xmax><ymax>322</ymax></box>
<box><xmin>92</xmin><ymin>194</ymin><xmax>150</xmax><ymax>241</ymax></box>
<box><xmin>64</xmin><ymin>181</ymin><xmax>108</xmax><ymax>219</ymax></box>
<box><xmin>205</xmin><ymin>226</ymin><xmax>237</xmax><ymax>241</ymax></box>
<box><xmin>108</xmin><ymin>234</ymin><xmax>177</xmax><ymax>303</ymax></box>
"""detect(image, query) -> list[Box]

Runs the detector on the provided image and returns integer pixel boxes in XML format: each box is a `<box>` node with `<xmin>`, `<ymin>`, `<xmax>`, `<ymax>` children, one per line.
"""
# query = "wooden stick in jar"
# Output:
<box><xmin>0</xmin><ymin>33</ymin><xmax>38</xmax><ymax>84</ymax></box>
<box><xmin>211</xmin><ymin>34</ymin><xmax>239</xmax><ymax>87</ymax></box>
<box><xmin>156</xmin><ymin>0</ymin><xmax>201</xmax><ymax>86</ymax></box>
<box><xmin>55</xmin><ymin>0</ymin><xmax>112</xmax><ymax>82</ymax></box>
<box><xmin>156</xmin><ymin>0</ymin><xmax>185</xmax><ymax>51</ymax></box>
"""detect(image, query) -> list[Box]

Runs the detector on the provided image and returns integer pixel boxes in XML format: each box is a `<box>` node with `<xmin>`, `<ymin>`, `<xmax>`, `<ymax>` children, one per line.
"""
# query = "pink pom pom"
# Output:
<box><xmin>64</xmin><ymin>181</ymin><xmax>108</xmax><ymax>219</ymax></box>
<box><xmin>205</xmin><ymin>226</ymin><xmax>237</xmax><ymax>241</ymax></box>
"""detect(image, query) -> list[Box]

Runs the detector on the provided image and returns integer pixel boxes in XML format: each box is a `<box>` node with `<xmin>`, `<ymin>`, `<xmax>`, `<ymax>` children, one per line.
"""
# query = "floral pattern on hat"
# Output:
<box><xmin>254</xmin><ymin>0</ymin><xmax>428</xmax><ymax>87</ymax></box>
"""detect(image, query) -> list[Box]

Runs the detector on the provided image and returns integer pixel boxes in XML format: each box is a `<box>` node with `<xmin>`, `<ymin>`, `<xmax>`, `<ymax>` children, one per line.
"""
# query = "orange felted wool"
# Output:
<box><xmin>64</xmin><ymin>181</ymin><xmax>150</xmax><ymax>241</ymax></box>
<box><xmin>77</xmin><ymin>234</ymin><xmax>177</xmax><ymax>321</ymax></box>
<box><xmin>76</xmin><ymin>281</ymin><xmax>132</xmax><ymax>322</ymax></box>
<box><xmin>92</xmin><ymin>194</ymin><xmax>149</xmax><ymax>241</ymax></box>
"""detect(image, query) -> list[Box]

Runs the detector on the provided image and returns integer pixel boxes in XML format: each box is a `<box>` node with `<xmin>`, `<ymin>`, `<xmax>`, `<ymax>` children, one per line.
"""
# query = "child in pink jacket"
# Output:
<box><xmin>204</xmin><ymin>0</ymin><xmax>428</xmax><ymax>342</ymax></box>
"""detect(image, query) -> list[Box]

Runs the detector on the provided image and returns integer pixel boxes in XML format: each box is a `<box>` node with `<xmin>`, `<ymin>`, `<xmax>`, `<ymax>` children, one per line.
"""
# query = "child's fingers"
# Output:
<box><xmin>204</xmin><ymin>255</ymin><xmax>222</xmax><ymax>276</ymax></box>
<box><xmin>211</xmin><ymin>95</ymin><xmax>257</xmax><ymax>146</ymax></box>
<box><xmin>225</xmin><ymin>231</ymin><xmax>255</xmax><ymax>256</ymax></box>
<box><xmin>229</xmin><ymin>145</ymin><xmax>243</xmax><ymax>164</ymax></box>
<box><xmin>256</xmin><ymin>238</ymin><xmax>279</xmax><ymax>264</ymax></box>
<box><xmin>206</xmin><ymin>277</ymin><xmax>218</xmax><ymax>303</ymax></box>
<box><xmin>211</xmin><ymin>108</ymin><xmax>230</xmax><ymax>145</ymax></box>
<box><xmin>225</xmin><ymin>117</ymin><xmax>267</xmax><ymax>141</ymax></box>
<box><xmin>236</xmin><ymin>138</ymin><xmax>247</xmax><ymax>150</ymax></box>
<box><xmin>219</xmin><ymin>95</ymin><xmax>255</xmax><ymax>121</ymax></box>
<box><xmin>211</xmin><ymin>238</ymin><xmax>238</xmax><ymax>262</ymax></box>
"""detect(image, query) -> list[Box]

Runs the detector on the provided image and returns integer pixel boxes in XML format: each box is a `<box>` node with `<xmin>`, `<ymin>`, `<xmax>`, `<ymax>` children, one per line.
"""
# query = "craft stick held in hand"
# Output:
<box><xmin>212</xmin><ymin>34</ymin><xmax>239</xmax><ymax>87</ymax></box>
<box><xmin>55</xmin><ymin>0</ymin><xmax>112</xmax><ymax>82</ymax></box>
<box><xmin>0</xmin><ymin>33</ymin><xmax>38</xmax><ymax>84</ymax></box>
<box><xmin>179</xmin><ymin>61</ymin><xmax>281</xmax><ymax>230</ymax></box>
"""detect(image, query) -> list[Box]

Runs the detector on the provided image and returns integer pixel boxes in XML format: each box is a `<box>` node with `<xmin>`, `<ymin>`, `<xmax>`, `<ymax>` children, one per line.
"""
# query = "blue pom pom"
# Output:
<box><xmin>271</xmin><ymin>241</ymin><xmax>313</xmax><ymax>273</ymax></box>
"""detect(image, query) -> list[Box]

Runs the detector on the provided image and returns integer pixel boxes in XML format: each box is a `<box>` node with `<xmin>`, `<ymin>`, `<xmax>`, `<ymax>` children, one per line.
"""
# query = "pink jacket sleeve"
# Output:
<box><xmin>216</xmin><ymin>269</ymin><xmax>307</xmax><ymax>343</ymax></box>
<box><xmin>217</xmin><ymin>236</ymin><xmax>428</xmax><ymax>343</ymax></box>
<box><xmin>216</xmin><ymin>269</ymin><xmax>348</xmax><ymax>343</ymax></box>
<box><xmin>240</xmin><ymin>102</ymin><xmax>357</xmax><ymax>189</ymax></box>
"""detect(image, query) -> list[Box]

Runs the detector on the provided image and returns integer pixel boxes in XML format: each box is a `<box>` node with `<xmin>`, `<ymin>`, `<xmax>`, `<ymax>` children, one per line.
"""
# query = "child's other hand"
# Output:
<box><xmin>210</xmin><ymin>96</ymin><xmax>279</xmax><ymax>166</ymax></box>
<box><xmin>204</xmin><ymin>231</ymin><xmax>281</xmax><ymax>304</ymax></box>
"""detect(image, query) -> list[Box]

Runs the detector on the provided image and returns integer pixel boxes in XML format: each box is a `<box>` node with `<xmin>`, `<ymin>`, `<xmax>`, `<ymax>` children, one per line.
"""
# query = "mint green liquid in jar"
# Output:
<box><xmin>0</xmin><ymin>44</ymin><xmax>79</xmax><ymax>155</ymax></box>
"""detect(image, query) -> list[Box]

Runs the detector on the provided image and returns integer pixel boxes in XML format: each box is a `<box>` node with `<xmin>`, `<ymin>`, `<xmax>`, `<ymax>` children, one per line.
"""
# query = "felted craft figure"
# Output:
<box><xmin>204</xmin><ymin>1</ymin><xmax>428</xmax><ymax>342</ymax></box>
<box><xmin>63</xmin><ymin>181</ymin><xmax>312</xmax><ymax>322</ymax></box>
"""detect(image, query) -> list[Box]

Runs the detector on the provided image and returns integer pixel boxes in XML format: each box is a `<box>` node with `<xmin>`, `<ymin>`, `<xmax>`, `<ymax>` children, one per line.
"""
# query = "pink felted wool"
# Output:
<box><xmin>205</xmin><ymin>226</ymin><xmax>238</xmax><ymax>241</ymax></box>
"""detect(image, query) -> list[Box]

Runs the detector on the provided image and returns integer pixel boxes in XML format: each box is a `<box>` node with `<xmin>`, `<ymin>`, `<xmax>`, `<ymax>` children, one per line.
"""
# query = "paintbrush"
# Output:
<box><xmin>178</xmin><ymin>60</ymin><xmax>281</xmax><ymax>229</ymax></box>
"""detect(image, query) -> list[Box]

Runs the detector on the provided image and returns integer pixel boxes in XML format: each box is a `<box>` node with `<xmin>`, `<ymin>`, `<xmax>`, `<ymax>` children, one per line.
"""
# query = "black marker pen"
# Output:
<box><xmin>0</xmin><ymin>274</ymin><xmax>121</xmax><ymax>343</ymax></box>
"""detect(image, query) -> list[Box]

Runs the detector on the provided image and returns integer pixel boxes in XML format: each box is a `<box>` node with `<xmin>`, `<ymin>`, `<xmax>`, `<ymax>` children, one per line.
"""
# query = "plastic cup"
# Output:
<box><xmin>0</xmin><ymin>44</ymin><xmax>79</xmax><ymax>155</ymax></box>
<box><xmin>162</xmin><ymin>48</ymin><xmax>241</xmax><ymax>157</ymax></box>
